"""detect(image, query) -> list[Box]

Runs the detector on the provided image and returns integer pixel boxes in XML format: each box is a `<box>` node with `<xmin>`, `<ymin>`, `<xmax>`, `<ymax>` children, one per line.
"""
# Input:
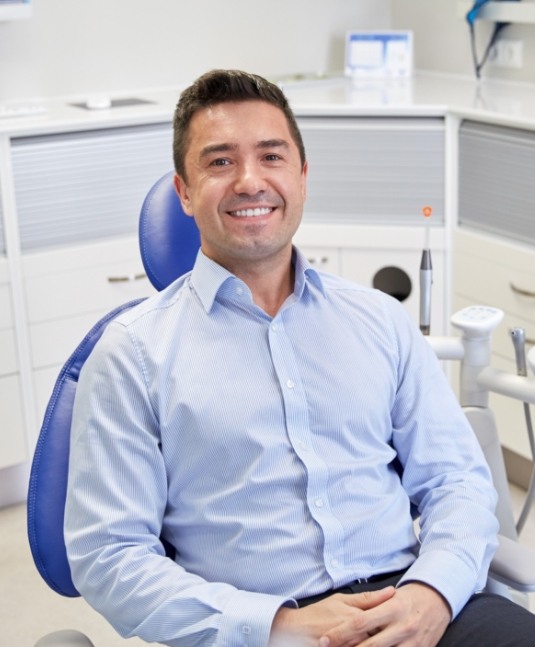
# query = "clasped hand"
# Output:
<box><xmin>270</xmin><ymin>582</ymin><xmax>451</xmax><ymax>647</ymax></box>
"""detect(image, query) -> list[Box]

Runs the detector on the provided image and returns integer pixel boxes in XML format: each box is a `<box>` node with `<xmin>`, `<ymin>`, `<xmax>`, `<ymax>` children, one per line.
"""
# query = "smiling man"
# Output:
<box><xmin>64</xmin><ymin>69</ymin><xmax>535</xmax><ymax>647</ymax></box>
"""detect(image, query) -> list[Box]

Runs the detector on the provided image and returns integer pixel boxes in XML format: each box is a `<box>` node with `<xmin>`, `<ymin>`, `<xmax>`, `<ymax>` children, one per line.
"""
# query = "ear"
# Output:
<box><xmin>173</xmin><ymin>174</ymin><xmax>194</xmax><ymax>217</ymax></box>
<box><xmin>301</xmin><ymin>160</ymin><xmax>308</xmax><ymax>202</ymax></box>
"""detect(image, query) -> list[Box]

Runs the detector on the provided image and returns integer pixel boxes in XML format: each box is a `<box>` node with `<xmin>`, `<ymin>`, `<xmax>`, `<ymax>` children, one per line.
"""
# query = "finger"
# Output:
<box><xmin>319</xmin><ymin>589</ymin><xmax>396</xmax><ymax>647</ymax></box>
<box><xmin>341</xmin><ymin>586</ymin><xmax>396</xmax><ymax>610</ymax></box>
<box><xmin>319</xmin><ymin>619</ymin><xmax>371</xmax><ymax>647</ymax></box>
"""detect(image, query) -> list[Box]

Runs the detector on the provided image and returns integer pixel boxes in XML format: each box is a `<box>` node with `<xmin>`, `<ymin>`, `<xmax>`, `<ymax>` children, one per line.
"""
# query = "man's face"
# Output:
<box><xmin>174</xmin><ymin>100</ymin><xmax>308</xmax><ymax>272</ymax></box>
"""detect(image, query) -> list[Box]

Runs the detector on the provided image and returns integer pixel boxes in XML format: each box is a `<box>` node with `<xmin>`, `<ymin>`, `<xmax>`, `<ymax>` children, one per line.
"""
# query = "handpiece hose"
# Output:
<box><xmin>510</xmin><ymin>327</ymin><xmax>535</xmax><ymax>534</ymax></box>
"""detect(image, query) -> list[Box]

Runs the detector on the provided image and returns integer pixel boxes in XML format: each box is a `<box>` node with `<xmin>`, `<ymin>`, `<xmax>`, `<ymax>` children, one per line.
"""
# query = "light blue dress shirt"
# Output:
<box><xmin>65</xmin><ymin>248</ymin><xmax>499</xmax><ymax>647</ymax></box>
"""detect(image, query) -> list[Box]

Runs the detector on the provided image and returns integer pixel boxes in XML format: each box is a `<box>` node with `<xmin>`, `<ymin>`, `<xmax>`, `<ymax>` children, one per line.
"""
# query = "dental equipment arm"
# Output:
<box><xmin>510</xmin><ymin>329</ymin><xmax>535</xmax><ymax>535</ymax></box>
<box><xmin>428</xmin><ymin>308</ymin><xmax>535</xmax><ymax>597</ymax></box>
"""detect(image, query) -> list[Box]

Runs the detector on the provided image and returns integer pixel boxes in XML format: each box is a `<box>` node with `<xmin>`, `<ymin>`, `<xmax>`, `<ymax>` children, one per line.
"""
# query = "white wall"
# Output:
<box><xmin>0</xmin><ymin>0</ymin><xmax>390</xmax><ymax>102</ymax></box>
<box><xmin>392</xmin><ymin>0</ymin><xmax>535</xmax><ymax>83</ymax></box>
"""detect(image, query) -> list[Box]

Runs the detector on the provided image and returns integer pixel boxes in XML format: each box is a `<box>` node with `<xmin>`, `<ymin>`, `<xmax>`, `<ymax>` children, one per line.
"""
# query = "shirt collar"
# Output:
<box><xmin>190</xmin><ymin>247</ymin><xmax>326</xmax><ymax>313</ymax></box>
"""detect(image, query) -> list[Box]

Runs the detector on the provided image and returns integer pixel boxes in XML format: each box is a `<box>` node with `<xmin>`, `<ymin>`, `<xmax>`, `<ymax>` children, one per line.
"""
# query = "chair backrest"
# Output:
<box><xmin>27</xmin><ymin>172</ymin><xmax>199</xmax><ymax>596</ymax></box>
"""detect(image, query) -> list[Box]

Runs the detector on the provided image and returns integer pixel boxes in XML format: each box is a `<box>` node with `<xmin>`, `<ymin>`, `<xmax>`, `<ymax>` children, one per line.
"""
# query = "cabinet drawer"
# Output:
<box><xmin>0</xmin><ymin>260</ymin><xmax>13</xmax><ymax>329</ymax></box>
<box><xmin>25</xmin><ymin>260</ymin><xmax>152</xmax><ymax>323</ymax></box>
<box><xmin>0</xmin><ymin>375</ymin><xmax>27</xmax><ymax>469</ymax></box>
<box><xmin>23</xmin><ymin>237</ymin><xmax>155</xmax><ymax>323</ymax></box>
<box><xmin>0</xmin><ymin>328</ymin><xmax>18</xmax><ymax>376</ymax></box>
<box><xmin>0</xmin><ymin>284</ymin><xmax>13</xmax><ymax>329</ymax></box>
<box><xmin>299</xmin><ymin>246</ymin><xmax>340</xmax><ymax>274</ymax></box>
<box><xmin>29</xmin><ymin>310</ymin><xmax>127</xmax><ymax>370</ymax></box>
<box><xmin>454</xmin><ymin>232</ymin><xmax>535</xmax><ymax>326</ymax></box>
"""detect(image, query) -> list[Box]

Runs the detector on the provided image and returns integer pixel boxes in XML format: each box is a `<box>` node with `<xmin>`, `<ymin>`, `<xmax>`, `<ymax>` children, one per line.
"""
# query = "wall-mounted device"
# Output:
<box><xmin>344</xmin><ymin>31</ymin><xmax>413</xmax><ymax>79</ymax></box>
<box><xmin>466</xmin><ymin>0</ymin><xmax>522</xmax><ymax>77</ymax></box>
<box><xmin>0</xmin><ymin>0</ymin><xmax>31</xmax><ymax>21</ymax></box>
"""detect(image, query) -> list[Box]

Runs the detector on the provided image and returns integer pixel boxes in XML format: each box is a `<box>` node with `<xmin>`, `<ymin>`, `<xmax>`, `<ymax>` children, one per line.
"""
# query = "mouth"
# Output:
<box><xmin>228</xmin><ymin>207</ymin><xmax>275</xmax><ymax>218</ymax></box>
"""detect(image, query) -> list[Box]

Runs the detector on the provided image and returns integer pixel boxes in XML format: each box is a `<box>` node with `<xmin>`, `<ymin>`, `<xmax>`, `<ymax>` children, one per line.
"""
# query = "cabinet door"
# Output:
<box><xmin>11</xmin><ymin>122</ymin><xmax>173</xmax><ymax>250</ymax></box>
<box><xmin>0</xmin><ymin>262</ymin><xmax>27</xmax><ymax>469</ymax></box>
<box><xmin>298</xmin><ymin>117</ymin><xmax>445</xmax><ymax>227</ymax></box>
<box><xmin>459</xmin><ymin>120</ymin><xmax>535</xmax><ymax>247</ymax></box>
<box><xmin>454</xmin><ymin>231</ymin><xmax>535</xmax><ymax>460</ymax></box>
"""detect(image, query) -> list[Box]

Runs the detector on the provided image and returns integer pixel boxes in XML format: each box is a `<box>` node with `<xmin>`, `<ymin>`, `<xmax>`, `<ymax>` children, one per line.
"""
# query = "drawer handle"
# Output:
<box><xmin>510</xmin><ymin>282</ymin><xmax>535</xmax><ymax>299</ymax></box>
<box><xmin>107</xmin><ymin>272</ymin><xmax>147</xmax><ymax>283</ymax></box>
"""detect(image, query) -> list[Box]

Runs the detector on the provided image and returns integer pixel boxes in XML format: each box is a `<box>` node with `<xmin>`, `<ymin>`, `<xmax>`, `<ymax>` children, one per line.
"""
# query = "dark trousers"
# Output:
<box><xmin>298</xmin><ymin>572</ymin><xmax>535</xmax><ymax>646</ymax></box>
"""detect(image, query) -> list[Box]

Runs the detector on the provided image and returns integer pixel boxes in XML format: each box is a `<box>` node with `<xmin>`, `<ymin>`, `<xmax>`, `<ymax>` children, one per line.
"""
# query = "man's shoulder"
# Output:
<box><xmin>113</xmin><ymin>273</ymin><xmax>192</xmax><ymax>328</ymax></box>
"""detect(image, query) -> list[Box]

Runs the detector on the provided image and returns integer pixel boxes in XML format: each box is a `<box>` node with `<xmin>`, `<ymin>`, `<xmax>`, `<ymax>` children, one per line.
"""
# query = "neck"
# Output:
<box><xmin>231</xmin><ymin>252</ymin><xmax>295</xmax><ymax>317</ymax></box>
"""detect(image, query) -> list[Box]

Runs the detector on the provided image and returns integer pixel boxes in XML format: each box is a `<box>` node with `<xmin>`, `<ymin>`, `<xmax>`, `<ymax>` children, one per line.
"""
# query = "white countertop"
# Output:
<box><xmin>3</xmin><ymin>72</ymin><xmax>535</xmax><ymax>137</ymax></box>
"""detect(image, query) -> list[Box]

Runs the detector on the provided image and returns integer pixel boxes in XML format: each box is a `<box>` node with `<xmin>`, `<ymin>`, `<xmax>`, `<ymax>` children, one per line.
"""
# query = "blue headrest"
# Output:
<box><xmin>139</xmin><ymin>171</ymin><xmax>201</xmax><ymax>291</ymax></box>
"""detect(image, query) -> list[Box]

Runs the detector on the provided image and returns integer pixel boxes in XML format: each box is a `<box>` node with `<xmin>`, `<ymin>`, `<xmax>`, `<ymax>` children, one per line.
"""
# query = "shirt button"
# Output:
<box><xmin>298</xmin><ymin>441</ymin><xmax>308</xmax><ymax>451</ymax></box>
<box><xmin>271</xmin><ymin>323</ymin><xmax>278</xmax><ymax>332</ymax></box>
<box><xmin>236</xmin><ymin>286</ymin><xmax>244</xmax><ymax>296</ymax></box>
<box><xmin>286</xmin><ymin>379</ymin><xmax>295</xmax><ymax>389</ymax></box>
<box><xmin>331</xmin><ymin>558</ymin><xmax>339</xmax><ymax>568</ymax></box>
<box><xmin>315</xmin><ymin>498</ymin><xmax>324</xmax><ymax>508</ymax></box>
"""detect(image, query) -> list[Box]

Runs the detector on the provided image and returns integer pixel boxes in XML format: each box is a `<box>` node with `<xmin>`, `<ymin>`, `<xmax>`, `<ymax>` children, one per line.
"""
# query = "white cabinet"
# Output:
<box><xmin>296</xmin><ymin>224</ymin><xmax>448</xmax><ymax>335</ymax></box>
<box><xmin>454</xmin><ymin>230</ymin><xmax>535</xmax><ymax>459</ymax></box>
<box><xmin>0</xmin><ymin>112</ymin><xmax>450</xmax><ymax>473</ymax></box>
<box><xmin>457</xmin><ymin>119</ymin><xmax>535</xmax><ymax>462</ymax></box>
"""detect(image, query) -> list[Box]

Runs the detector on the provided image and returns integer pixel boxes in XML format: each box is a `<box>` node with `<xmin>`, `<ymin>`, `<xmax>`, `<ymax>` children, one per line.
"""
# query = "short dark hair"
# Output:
<box><xmin>172</xmin><ymin>69</ymin><xmax>306</xmax><ymax>180</ymax></box>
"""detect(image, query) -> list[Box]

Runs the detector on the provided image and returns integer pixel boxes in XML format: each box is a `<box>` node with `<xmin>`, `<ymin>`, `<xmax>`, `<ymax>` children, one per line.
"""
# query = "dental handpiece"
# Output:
<box><xmin>419</xmin><ymin>248</ymin><xmax>432</xmax><ymax>336</ymax></box>
<box><xmin>511</xmin><ymin>327</ymin><xmax>528</xmax><ymax>376</ymax></box>
<box><xmin>419</xmin><ymin>206</ymin><xmax>433</xmax><ymax>336</ymax></box>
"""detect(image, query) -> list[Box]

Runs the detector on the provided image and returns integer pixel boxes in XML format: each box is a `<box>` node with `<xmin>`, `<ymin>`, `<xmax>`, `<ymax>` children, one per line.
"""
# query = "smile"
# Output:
<box><xmin>229</xmin><ymin>207</ymin><xmax>274</xmax><ymax>217</ymax></box>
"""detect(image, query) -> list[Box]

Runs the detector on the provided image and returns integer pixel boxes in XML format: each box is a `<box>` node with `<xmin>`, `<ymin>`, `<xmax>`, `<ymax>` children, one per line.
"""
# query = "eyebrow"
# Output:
<box><xmin>199</xmin><ymin>139</ymin><xmax>290</xmax><ymax>159</ymax></box>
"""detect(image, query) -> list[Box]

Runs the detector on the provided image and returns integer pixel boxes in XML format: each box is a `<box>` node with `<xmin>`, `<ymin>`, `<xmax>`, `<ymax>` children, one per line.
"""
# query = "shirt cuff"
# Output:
<box><xmin>396</xmin><ymin>549</ymin><xmax>481</xmax><ymax>619</ymax></box>
<box><xmin>217</xmin><ymin>590</ymin><xmax>297</xmax><ymax>647</ymax></box>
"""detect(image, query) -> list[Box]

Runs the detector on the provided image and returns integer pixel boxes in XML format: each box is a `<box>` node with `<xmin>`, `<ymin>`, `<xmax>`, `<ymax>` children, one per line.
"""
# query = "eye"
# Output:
<box><xmin>264</xmin><ymin>153</ymin><xmax>282</xmax><ymax>162</ymax></box>
<box><xmin>210</xmin><ymin>158</ymin><xmax>230</xmax><ymax>167</ymax></box>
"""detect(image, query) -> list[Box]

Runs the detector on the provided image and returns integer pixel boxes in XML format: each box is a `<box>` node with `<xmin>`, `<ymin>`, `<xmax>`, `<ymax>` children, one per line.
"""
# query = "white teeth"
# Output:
<box><xmin>231</xmin><ymin>207</ymin><xmax>272</xmax><ymax>217</ymax></box>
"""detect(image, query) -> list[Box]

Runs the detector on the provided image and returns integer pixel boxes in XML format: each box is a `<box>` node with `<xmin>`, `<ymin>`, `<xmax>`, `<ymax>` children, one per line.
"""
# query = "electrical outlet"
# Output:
<box><xmin>488</xmin><ymin>39</ymin><xmax>524</xmax><ymax>69</ymax></box>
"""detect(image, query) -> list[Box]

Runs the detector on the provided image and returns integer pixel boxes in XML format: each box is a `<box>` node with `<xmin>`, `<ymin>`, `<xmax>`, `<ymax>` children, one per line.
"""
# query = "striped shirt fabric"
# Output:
<box><xmin>65</xmin><ymin>247</ymin><xmax>499</xmax><ymax>647</ymax></box>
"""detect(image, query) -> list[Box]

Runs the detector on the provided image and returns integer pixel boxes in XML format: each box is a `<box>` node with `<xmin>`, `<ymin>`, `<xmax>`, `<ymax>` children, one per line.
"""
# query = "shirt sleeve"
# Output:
<box><xmin>64</xmin><ymin>321</ymin><xmax>293</xmax><ymax>646</ymax></box>
<box><xmin>386</xmin><ymin>299</ymin><xmax>500</xmax><ymax>618</ymax></box>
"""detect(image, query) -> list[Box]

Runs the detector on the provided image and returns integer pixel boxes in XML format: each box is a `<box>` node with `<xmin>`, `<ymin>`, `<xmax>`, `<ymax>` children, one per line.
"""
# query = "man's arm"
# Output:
<box><xmin>64</xmin><ymin>321</ymin><xmax>289</xmax><ymax>646</ymax></box>
<box><xmin>386</xmin><ymin>299</ymin><xmax>499</xmax><ymax>617</ymax></box>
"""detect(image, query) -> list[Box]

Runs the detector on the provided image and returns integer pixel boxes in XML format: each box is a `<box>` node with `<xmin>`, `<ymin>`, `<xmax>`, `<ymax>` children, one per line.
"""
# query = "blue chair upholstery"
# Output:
<box><xmin>27</xmin><ymin>171</ymin><xmax>200</xmax><ymax>597</ymax></box>
<box><xmin>139</xmin><ymin>170</ymin><xmax>201</xmax><ymax>291</ymax></box>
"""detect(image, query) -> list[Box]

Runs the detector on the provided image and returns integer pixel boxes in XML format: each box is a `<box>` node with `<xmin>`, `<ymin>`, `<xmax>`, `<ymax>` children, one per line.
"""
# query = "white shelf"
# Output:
<box><xmin>0</xmin><ymin>3</ymin><xmax>32</xmax><ymax>21</ymax></box>
<box><xmin>458</xmin><ymin>1</ymin><xmax>535</xmax><ymax>24</ymax></box>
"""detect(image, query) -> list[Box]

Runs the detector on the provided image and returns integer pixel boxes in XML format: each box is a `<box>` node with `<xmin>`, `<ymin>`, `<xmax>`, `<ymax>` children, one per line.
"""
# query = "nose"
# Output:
<box><xmin>233</xmin><ymin>160</ymin><xmax>268</xmax><ymax>196</ymax></box>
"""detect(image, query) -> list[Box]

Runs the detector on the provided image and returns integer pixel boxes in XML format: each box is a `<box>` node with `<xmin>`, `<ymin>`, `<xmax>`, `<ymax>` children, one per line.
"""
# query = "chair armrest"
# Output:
<box><xmin>489</xmin><ymin>533</ymin><xmax>535</xmax><ymax>592</ymax></box>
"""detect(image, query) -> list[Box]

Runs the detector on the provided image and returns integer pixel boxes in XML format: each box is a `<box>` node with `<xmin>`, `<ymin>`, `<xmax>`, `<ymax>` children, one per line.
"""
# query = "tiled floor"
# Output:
<box><xmin>1</xmin><ymin>484</ymin><xmax>534</xmax><ymax>646</ymax></box>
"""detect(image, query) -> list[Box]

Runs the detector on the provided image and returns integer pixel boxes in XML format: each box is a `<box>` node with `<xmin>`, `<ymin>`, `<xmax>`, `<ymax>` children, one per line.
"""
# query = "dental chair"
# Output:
<box><xmin>27</xmin><ymin>171</ymin><xmax>199</xmax><ymax>645</ymax></box>
<box><xmin>27</xmin><ymin>172</ymin><xmax>535</xmax><ymax>646</ymax></box>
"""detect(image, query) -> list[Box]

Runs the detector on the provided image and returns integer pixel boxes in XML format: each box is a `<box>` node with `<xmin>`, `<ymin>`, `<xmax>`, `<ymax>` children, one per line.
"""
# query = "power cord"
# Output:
<box><xmin>466</xmin><ymin>0</ymin><xmax>519</xmax><ymax>78</ymax></box>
